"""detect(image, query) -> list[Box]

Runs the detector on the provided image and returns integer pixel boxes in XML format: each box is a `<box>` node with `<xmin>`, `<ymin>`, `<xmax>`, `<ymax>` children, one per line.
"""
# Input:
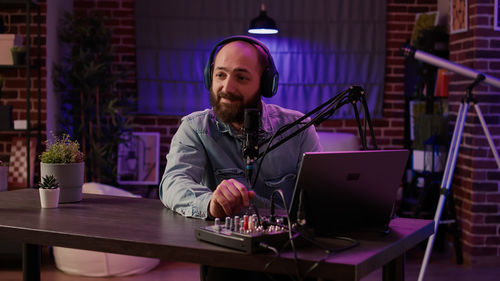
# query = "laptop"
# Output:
<box><xmin>289</xmin><ymin>149</ymin><xmax>409</xmax><ymax>236</ymax></box>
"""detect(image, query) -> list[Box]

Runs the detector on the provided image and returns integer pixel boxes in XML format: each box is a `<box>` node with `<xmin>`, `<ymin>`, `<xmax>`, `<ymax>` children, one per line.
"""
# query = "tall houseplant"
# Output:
<box><xmin>53</xmin><ymin>12</ymin><xmax>133</xmax><ymax>185</ymax></box>
<box><xmin>40</xmin><ymin>134</ymin><xmax>85</xmax><ymax>203</ymax></box>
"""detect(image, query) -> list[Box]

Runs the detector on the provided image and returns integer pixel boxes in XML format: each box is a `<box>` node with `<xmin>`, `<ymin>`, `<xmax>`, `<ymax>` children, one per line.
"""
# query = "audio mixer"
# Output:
<box><xmin>195</xmin><ymin>215</ymin><xmax>290</xmax><ymax>254</ymax></box>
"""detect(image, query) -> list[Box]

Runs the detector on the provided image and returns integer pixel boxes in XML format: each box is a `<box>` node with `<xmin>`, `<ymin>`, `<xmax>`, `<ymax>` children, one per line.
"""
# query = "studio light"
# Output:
<box><xmin>248</xmin><ymin>3</ymin><xmax>278</xmax><ymax>35</ymax></box>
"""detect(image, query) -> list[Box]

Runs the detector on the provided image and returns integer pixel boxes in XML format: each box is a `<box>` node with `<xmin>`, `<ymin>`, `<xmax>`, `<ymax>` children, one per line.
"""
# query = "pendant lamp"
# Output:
<box><xmin>248</xmin><ymin>3</ymin><xmax>278</xmax><ymax>35</ymax></box>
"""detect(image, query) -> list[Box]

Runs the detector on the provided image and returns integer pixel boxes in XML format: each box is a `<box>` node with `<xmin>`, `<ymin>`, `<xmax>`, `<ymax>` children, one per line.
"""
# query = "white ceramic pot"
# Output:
<box><xmin>41</xmin><ymin>162</ymin><xmax>84</xmax><ymax>203</ymax></box>
<box><xmin>39</xmin><ymin>188</ymin><xmax>60</xmax><ymax>208</ymax></box>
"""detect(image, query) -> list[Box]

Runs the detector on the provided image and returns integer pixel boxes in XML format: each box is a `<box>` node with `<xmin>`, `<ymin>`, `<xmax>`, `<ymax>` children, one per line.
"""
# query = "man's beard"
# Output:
<box><xmin>210</xmin><ymin>89</ymin><xmax>261</xmax><ymax>124</ymax></box>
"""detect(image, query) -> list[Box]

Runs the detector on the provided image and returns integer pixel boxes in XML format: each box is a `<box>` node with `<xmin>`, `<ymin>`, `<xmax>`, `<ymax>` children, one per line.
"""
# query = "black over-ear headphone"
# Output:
<box><xmin>203</xmin><ymin>35</ymin><xmax>279</xmax><ymax>98</ymax></box>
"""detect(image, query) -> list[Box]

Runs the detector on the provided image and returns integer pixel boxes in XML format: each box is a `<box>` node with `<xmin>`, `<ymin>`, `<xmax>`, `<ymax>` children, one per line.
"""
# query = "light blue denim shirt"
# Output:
<box><xmin>159</xmin><ymin>102</ymin><xmax>322</xmax><ymax>219</ymax></box>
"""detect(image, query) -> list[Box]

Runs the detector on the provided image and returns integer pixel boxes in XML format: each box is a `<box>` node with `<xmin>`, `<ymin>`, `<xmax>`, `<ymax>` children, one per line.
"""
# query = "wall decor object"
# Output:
<box><xmin>8</xmin><ymin>137</ymin><xmax>36</xmax><ymax>189</ymax></box>
<box><xmin>117</xmin><ymin>132</ymin><xmax>160</xmax><ymax>185</ymax></box>
<box><xmin>450</xmin><ymin>0</ymin><xmax>468</xmax><ymax>34</ymax></box>
<box><xmin>411</xmin><ymin>11</ymin><xmax>439</xmax><ymax>45</ymax></box>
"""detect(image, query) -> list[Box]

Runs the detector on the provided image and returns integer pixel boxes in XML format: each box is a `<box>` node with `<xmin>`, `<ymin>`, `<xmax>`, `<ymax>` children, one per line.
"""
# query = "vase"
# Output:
<box><xmin>39</xmin><ymin>188</ymin><xmax>60</xmax><ymax>208</ymax></box>
<box><xmin>41</xmin><ymin>162</ymin><xmax>84</xmax><ymax>203</ymax></box>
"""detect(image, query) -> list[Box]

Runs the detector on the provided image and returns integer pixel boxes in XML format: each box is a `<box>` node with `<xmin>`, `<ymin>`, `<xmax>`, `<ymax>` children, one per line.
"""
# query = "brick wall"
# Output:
<box><xmin>449</xmin><ymin>0</ymin><xmax>500</xmax><ymax>265</ymax></box>
<box><xmin>0</xmin><ymin>0</ymin><xmax>47</xmax><ymax>164</ymax></box>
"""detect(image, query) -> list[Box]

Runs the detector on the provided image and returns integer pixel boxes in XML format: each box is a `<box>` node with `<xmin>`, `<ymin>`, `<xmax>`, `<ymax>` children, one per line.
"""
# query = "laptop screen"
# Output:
<box><xmin>289</xmin><ymin>149</ymin><xmax>409</xmax><ymax>236</ymax></box>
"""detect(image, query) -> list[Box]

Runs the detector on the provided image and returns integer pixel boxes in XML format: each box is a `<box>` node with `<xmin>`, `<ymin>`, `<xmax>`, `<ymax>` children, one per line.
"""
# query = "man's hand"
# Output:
<box><xmin>209</xmin><ymin>178</ymin><xmax>255</xmax><ymax>218</ymax></box>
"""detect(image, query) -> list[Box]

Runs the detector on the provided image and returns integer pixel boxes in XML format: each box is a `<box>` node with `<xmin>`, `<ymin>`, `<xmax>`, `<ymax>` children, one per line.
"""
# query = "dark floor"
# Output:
<box><xmin>1</xmin><ymin>242</ymin><xmax>499</xmax><ymax>281</ymax></box>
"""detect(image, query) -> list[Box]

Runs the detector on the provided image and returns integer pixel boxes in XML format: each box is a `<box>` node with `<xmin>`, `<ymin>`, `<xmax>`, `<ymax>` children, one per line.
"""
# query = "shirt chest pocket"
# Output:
<box><xmin>214</xmin><ymin>168</ymin><xmax>246</xmax><ymax>184</ymax></box>
<box><xmin>264</xmin><ymin>173</ymin><xmax>296</xmax><ymax>190</ymax></box>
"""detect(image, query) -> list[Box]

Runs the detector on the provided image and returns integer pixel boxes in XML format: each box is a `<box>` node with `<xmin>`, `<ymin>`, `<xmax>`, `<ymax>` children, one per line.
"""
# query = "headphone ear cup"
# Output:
<box><xmin>260</xmin><ymin>68</ymin><xmax>279</xmax><ymax>98</ymax></box>
<box><xmin>260</xmin><ymin>68</ymin><xmax>272</xmax><ymax>98</ymax></box>
<box><xmin>203</xmin><ymin>62</ymin><xmax>212</xmax><ymax>91</ymax></box>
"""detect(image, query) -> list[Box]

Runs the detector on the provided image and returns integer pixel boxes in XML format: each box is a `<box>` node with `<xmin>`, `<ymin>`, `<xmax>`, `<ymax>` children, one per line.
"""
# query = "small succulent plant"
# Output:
<box><xmin>39</xmin><ymin>175</ymin><xmax>60</xmax><ymax>190</ymax></box>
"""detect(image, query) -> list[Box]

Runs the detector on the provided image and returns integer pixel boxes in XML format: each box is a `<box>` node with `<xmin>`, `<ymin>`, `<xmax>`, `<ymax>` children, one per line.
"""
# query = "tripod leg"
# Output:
<box><xmin>473</xmin><ymin>103</ymin><xmax>500</xmax><ymax>170</ymax></box>
<box><xmin>417</xmin><ymin>102</ymin><xmax>469</xmax><ymax>281</ymax></box>
<box><xmin>446</xmin><ymin>189</ymin><xmax>463</xmax><ymax>264</ymax></box>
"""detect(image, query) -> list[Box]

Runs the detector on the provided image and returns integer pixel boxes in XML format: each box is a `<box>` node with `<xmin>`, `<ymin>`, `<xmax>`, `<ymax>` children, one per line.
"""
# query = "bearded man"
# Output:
<box><xmin>160</xmin><ymin>36</ymin><xmax>321</xmax><ymax>220</ymax></box>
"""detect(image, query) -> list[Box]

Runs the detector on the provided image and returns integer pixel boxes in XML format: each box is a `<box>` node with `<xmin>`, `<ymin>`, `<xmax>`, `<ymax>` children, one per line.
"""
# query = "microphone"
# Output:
<box><xmin>243</xmin><ymin>108</ymin><xmax>260</xmax><ymax>183</ymax></box>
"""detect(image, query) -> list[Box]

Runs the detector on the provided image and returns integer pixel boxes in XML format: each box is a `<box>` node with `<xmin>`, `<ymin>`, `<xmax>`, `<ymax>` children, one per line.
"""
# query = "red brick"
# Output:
<box><xmin>470</xmin><ymin>204</ymin><xmax>498</xmax><ymax>213</ymax></box>
<box><xmin>387</xmin><ymin>6</ymin><xmax>408</xmax><ymax>13</ymax></box>
<box><xmin>97</xmin><ymin>1</ymin><xmax>120</xmax><ymax>8</ymax></box>
<box><xmin>383</xmin><ymin>129</ymin><xmax>404</xmax><ymax>137</ymax></box>
<box><xmin>158</xmin><ymin>117</ymin><xmax>181</xmax><ymax>126</ymax></box>
<box><xmin>318</xmin><ymin>120</ymin><xmax>343</xmax><ymax>128</ymax></box>
<box><xmin>468</xmin><ymin>246</ymin><xmax>498</xmax><ymax>256</ymax></box>
<box><xmin>387</xmin><ymin>14</ymin><xmax>415</xmax><ymax>22</ymax></box>
<box><xmin>408</xmin><ymin>6</ymin><xmax>432</xmax><ymax>13</ymax></box>
<box><xmin>485</xmin><ymin>237</ymin><xmax>500</xmax><ymax>245</ymax></box>
<box><xmin>133</xmin><ymin>116</ymin><xmax>157</xmax><ymax>125</ymax></box>
<box><xmin>74</xmin><ymin>1</ymin><xmax>97</xmax><ymax>9</ymax></box>
<box><xmin>112</xmin><ymin>10</ymin><xmax>134</xmax><ymax>17</ymax></box>
<box><xmin>470</xmin><ymin>225</ymin><xmax>497</xmax><ymax>235</ymax></box>
<box><xmin>485</xmin><ymin>215</ymin><xmax>500</xmax><ymax>224</ymax></box>
<box><xmin>143</xmin><ymin>127</ymin><xmax>167</xmax><ymax>134</ymax></box>
<box><xmin>121</xmin><ymin>1</ymin><xmax>135</xmax><ymax>9</ymax></box>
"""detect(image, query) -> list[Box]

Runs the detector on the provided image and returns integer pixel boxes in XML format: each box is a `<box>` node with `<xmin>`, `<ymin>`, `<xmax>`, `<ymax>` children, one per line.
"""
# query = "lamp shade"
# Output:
<box><xmin>248</xmin><ymin>4</ymin><xmax>278</xmax><ymax>34</ymax></box>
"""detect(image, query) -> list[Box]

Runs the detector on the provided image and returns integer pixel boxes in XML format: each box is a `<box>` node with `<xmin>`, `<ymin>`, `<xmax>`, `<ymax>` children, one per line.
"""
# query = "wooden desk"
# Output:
<box><xmin>0</xmin><ymin>189</ymin><xmax>433</xmax><ymax>281</ymax></box>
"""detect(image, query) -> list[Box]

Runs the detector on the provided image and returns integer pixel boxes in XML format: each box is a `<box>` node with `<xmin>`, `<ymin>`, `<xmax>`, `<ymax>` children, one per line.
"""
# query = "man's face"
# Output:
<box><xmin>210</xmin><ymin>41</ymin><xmax>263</xmax><ymax>125</ymax></box>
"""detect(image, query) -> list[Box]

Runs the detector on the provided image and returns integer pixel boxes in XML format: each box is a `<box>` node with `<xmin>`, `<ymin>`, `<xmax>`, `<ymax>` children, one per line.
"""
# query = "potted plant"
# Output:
<box><xmin>40</xmin><ymin>133</ymin><xmax>85</xmax><ymax>203</ymax></box>
<box><xmin>10</xmin><ymin>46</ymin><xmax>26</xmax><ymax>65</ymax></box>
<box><xmin>53</xmin><ymin>12</ymin><xmax>133</xmax><ymax>185</ymax></box>
<box><xmin>39</xmin><ymin>175</ymin><xmax>60</xmax><ymax>208</ymax></box>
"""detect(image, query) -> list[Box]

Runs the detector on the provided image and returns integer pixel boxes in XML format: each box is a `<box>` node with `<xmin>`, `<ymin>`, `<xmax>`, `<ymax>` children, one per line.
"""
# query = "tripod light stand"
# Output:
<box><xmin>401</xmin><ymin>44</ymin><xmax>500</xmax><ymax>281</ymax></box>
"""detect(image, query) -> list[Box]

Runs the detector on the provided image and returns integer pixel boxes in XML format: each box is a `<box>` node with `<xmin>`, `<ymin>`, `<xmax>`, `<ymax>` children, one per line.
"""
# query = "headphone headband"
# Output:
<box><xmin>203</xmin><ymin>35</ymin><xmax>279</xmax><ymax>98</ymax></box>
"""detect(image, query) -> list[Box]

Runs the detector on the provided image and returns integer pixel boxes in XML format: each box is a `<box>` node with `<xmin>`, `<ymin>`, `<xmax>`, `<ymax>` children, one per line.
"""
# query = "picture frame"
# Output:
<box><xmin>117</xmin><ymin>132</ymin><xmax>160</xmax><ymax>185</ymax></box>
<box><xmin>495</xmin><ymin>0</ymin><xmax>500</xmax><ymax>31</ymax></box>
<box><xmin>450</xmin><ymin>0</ymin><xmax>468</xmax><ymax>34</ymax></box>
<box><xmin>8</xmin><ymin>137</ymin><xmax>36</xmax><ymax>189</ymax></box>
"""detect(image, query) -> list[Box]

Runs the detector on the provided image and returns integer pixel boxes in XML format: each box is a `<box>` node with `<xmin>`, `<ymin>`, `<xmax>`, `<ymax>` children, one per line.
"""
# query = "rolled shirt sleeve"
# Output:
<box><xmin>159</xmin><ymin>117</ymin><xmax>212</xmax><ymax>219</ymax></box>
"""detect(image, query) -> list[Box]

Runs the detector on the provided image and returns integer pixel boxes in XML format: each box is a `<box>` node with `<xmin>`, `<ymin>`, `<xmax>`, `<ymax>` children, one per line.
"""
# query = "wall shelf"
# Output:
<box><xmin>0</xmin><ymin>0</ymin><xmax>42</xmax><ymax>189</ymax></box>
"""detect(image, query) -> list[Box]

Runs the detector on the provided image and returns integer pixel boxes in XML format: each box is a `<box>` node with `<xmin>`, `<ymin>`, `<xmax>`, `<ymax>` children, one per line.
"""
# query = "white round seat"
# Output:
<box><xmin>53</xmin><ymin>182</ymin><xmax>160</xmax><ymax>277</ymax></box>
<box><xmin>316</xmin><ymin>131</ymin><xmax>360</xmax><ymax>151</ymax></box>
